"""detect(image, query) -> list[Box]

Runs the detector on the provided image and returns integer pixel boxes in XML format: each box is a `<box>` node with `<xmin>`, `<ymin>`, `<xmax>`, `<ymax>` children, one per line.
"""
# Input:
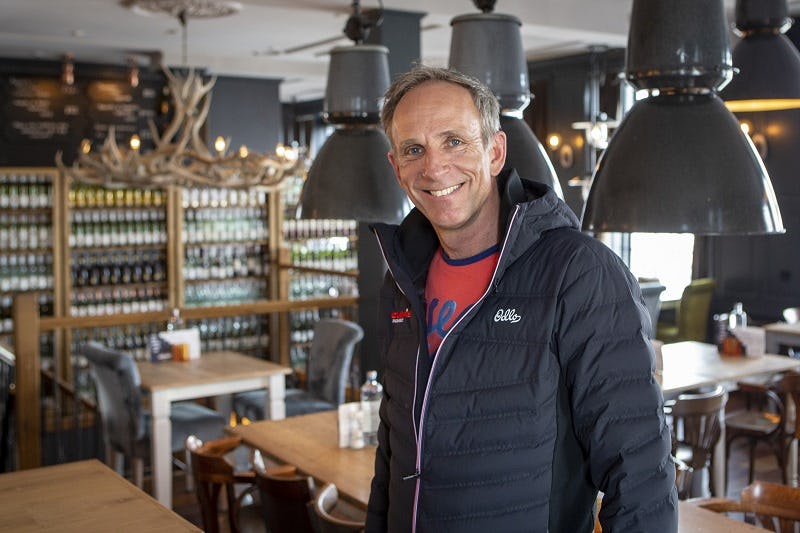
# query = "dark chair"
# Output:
<box><xmin>692</xmin><ymin>480</ymin><xmax>800</xmax><ymax>532</ymax></box>
<box><xmin>80</xmin><ymin>341</ymin><xmax>226</xmax><ymax>489</ymax></box>
<box><xmin>665</xmin><ymin>385</ymin><xmax>727</xmax><ymax>497</ymax></box>
<box><xmin>309</xmin><ymin>483</ymin><xmax>365</xmax><ymax>533</ymax></box>
<box><xmin>726</xmin><ymin>380</ymin><xmax>787</xmax><ymax>488</ymax></box>
<box><xmin>234</xmin><ymin>319</ymin><xmax>364</xmax><ymax>421</ymax></box>
<box><xmin>656</xmin><ymin>278</ymin><xmax>716</xmax><ymax>343</ymax></box>
<box><xmin>186</xmin><ymin>435</ymin><xmax>263</xmax><ymax>533</ymax></box>
<box><xmin>255</xmin><ymin>463</ymin><xmax>316</xmax><ymax>533</ymax></box>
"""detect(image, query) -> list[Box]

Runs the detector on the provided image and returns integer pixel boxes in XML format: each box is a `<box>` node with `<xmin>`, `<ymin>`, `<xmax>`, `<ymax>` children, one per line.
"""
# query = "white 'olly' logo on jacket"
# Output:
<box><xmin>494</xmin><ymin>308</ymin><xmax>522</xmax><ymax>323</ymax></box>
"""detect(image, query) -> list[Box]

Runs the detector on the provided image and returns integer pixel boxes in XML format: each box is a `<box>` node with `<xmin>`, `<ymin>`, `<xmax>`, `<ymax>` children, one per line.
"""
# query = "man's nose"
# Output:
<box><xmin>422</xmin><ymin>148</ymin><xmax>449</xmax><ymax>178</ymax></box>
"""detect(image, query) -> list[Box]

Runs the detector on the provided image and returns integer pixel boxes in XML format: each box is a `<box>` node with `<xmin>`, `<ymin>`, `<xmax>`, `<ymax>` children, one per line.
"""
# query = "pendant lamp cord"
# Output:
<box><xmin>178</xmin><ymin>9</ymin><xmax>188</xmax><ymax>66</ymax></box>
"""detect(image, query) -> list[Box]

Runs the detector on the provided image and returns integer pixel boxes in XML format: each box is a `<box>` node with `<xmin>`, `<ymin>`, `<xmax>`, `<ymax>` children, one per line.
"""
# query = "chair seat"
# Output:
<box><xmin>725</xmin><ymin>410</ymin><xmax>781</xmax><ymax>436</ymax></box>
<box><xmin>139</xmin><ymin>402</ymin><xmax>226</xmax><ymax>455</ymax></box>
<box><xmin>234</xmin><ymin>389</ymin><xmax>335</xmax><ymax>421</ymax></box>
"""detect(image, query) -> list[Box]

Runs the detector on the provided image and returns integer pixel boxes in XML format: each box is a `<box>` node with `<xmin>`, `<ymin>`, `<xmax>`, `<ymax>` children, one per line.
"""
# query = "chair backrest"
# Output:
<box><xmin>255</xmin><ymin>464</ymin><xmax>316</xmax><ymax>533</ymax></box>
<box><xmin>782</xmin><ymin>307</ymin><xmax>800</xmax><ymax>324</ymax></box>
<box><xmin>639</xmin><ymin>281</ymin><xmax>666</xmax><ymax>337</ymax></box>
<box><xmin>311</xmin><ymin>483</ymin><xmax>366</xmax><ymax>533</ymax></box>
<box><xmin>187</xmin><ymin>435</ymin><xmax>260</xmax><ymax>533</ymax></box>
<box><xmin>668</xmin><ymin>385</ymin><xmax>727</xmax><ymax>470</ymax></box>
<box><xmin>740</xmin><ymin>481</ymin><xmax>800</xmax><ymax>532</ymax></box>
<box><xmin>79</xmin><ymin>341</ymin><xmax>146</xmax><ymax>457</ymax></box>
<box><xmin>306</xmin><ymin>319</ymin><xmax>364</xmax><ymax>406</ymax></box>
<box><xmin>780</xmin><ymin>371</ymin><xmax>800</xmax><ymax>440</ymax></box>
<box><xmin>676</xmin><ymin>278</ymin><xmax>716</xmax><ymax>342</ymax></box>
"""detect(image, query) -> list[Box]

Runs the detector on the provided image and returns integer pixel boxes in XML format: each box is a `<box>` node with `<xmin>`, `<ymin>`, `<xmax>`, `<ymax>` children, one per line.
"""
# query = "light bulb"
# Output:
<box><xmin>214</xmin><ymin>136</ymin><xmax>226</xmax><ymax>154</ymax></box>
<box><xmin>129</xmin><ymin>134</ymin><xmax>141</xmax><ymax>151</ymax></box>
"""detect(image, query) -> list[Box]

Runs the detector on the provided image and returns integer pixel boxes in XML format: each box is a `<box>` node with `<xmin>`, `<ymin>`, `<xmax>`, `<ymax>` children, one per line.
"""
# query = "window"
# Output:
<box><xmin>629</xmin><ymin>233</ymin><xmax>695</xmax><ymax>301</ymax></box>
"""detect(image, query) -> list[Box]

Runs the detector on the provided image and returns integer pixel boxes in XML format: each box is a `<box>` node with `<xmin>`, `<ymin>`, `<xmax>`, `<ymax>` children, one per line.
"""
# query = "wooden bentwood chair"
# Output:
<box><xmin>310</xmin><ymin>483</ymin><xmax>366</xmax><ymax>533</ymax></box>
<box><xmin>185</xmin><ymin>435</ymin><xmax>263</xmax><ymax>533</ymax></box>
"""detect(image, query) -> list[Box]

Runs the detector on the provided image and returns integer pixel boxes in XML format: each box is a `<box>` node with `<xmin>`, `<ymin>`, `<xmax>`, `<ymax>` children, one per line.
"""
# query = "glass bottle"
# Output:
<box><xmin>728</xmin><ymin>302</ymin><xmax>748</xmax><ymax>330</ymax></box>
<box><xmin>360</xmin><ymin>370</ymin><xmax>383</xmax><ymax>447</ymax></box>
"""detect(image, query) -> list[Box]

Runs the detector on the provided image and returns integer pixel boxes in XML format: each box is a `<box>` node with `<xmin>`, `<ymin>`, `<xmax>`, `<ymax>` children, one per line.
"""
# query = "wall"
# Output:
<box><xmin>0</xmin><ymin>57</ymin><xmax>282</xmax><ymax>167</ymax></box>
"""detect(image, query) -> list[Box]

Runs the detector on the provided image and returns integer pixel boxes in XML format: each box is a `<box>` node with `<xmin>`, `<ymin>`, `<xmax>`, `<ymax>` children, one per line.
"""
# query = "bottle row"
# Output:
<box><xmin>69</xmin><ymin>221</ymin><xmax>168</xmax><ymax>247</ymax></box>
<box><xmin>0</xmin><ymin>175</ymin><xmax>53</xmax><ymax>209</ymax></box>
<box><xmin>0</xmin><ymin>294</ymin><xmax>54</xmax><ymax>334</ymax></box>
<box><xmin>182</xmin><ymin>187</ymin><xmax>268</xmax><ymax>209</ymax></box>
<box><xmin>289</xmin><ymin>273</ymin><xmax>358</xmax><ymax>301</ymax></box>
<box><xmin>185</xmin><ymin>315</ymin><xmax>270</xmax><ymax>356</ymax></box>
<box><xmin>70</xmin><ymin>286</ymin><xmax>167</xmax><ymax>317</ymax></box>
<box><xmin>0</xmin><ymin>253</ymin><xmax>53</xmax><ymax>292</ymax></box>
<box><xmin>68</xmin><ymin>185</ymin><xmax>167</xmax><ymax>208</ymax></box>
<box><xmin>70</xmin><ymin>208</ymin><xmax>166</xmax><ymax>224</ymax></box>
<box><xmin>184</xmin><ymin>206</ymin><xmax>267</xmax><ymax>222</ymax></box>
<box><xmin>184</xmin><ymin>278</ymin><xmax>269</xmax><ymax>306</ymax></box>
<box><xmin>72</xmin><ymin>250</ymin><xmax>167</xmax><ymax>288</ymax></box>
<box><xmin>290</xmin><ymin>238</ymin><xmax>357</xmax><ymax>272</ymax></box>
<box><xmin>72</xmin><ymin>323</ymin><xmax>165</xmax><ymax>362</ymax></box>
<box><xmin>184</xmin><ymin>244</ymin><xmax>268</xmax><ymax>281</ymax></box>
<box><xmin>0</xmin><ymin>213</ymin><xmax>52</xmax><ymax>250</ymax></box>
<box><xmin>182</xmin><ymin>218</ymin><xmax>268</xmax><ymax>244</ymax></box>
<box><xmin>283</xmin><ymin>219</ymin><xmax>358</xmax><ymax>240</ymax></box>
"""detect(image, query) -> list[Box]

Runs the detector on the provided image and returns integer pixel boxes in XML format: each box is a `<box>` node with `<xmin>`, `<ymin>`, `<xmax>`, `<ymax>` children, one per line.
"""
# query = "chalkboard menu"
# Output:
<box><xmin>0</xmin><ymin>72</ymin><xmax>162</xmax><ymax>166</ymax></box>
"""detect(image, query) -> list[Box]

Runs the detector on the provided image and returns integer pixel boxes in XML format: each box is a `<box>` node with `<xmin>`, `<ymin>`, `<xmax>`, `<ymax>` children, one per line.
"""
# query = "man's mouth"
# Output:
<box><xmin>428</xmin><ymin>184</ymin><xmax>462</xmax><ymax>197</ymax></box>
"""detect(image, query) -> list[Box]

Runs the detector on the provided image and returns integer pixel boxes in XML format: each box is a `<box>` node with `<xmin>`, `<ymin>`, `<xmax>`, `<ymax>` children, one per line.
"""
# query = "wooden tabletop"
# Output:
<box><xmin>137</xmin><ymin>350</ymin><xmax>290</xmax><ymax>391</ymax></box>
<box><xmin>230</xmin><ymin>410</ymin><xmax>376</xmax><ymax>509</ymax></box>
<box><xmin>677</xmin><ymin>501</ymin><xmax>766</xmax><ymax>532</ymax></box>
<box><xmin>0</xmin><ymin>459</ymin><xmax>200</xmax><ymax>532</ymax></box>
<box><xmin>660</xmin><ymin>341</ymin><xmax>800</xmax><ymax>394</ymax></box>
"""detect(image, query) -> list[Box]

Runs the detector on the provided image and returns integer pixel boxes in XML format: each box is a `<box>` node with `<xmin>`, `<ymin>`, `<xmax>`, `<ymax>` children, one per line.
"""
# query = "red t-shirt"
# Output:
<box><xmin>425</xmin><ymin>244</ymin><xmax>500</xmax><ymax>355</ymax></box>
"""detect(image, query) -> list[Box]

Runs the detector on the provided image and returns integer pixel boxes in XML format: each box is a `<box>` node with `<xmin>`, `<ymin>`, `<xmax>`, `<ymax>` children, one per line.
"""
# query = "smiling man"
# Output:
<box><xmin>367</xmin><ymin>66</ymin><xmax>677</xmax><ymax>533</ymax></box>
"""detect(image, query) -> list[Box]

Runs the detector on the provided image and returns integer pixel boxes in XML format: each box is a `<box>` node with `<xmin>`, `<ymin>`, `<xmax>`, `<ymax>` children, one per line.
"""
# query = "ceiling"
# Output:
<box><xmin>0</xmin><ymin>0</ymin><xmax>755</xmax><ymax>103</ymax></box>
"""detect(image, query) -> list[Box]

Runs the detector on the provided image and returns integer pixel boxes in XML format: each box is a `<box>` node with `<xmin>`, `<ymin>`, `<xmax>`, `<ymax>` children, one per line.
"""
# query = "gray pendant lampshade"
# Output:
<box><xmin>449</xmin><ymin>11</ymin><xmax>563</xmax><ymax>197</ymax></box>
<box><xmin>581</xmin><ymin>0</ymin><xmax>784</xmax><ymax>235</ymax></box>
<box><xmin>723</xmin><ymin>0</ymin><xmax>800</xmax><ymax>112</ymax></box>
<box><xmin>299</xmin><ymin>44</ymin><xmax>409</xmax><ymax>223</ymax></box>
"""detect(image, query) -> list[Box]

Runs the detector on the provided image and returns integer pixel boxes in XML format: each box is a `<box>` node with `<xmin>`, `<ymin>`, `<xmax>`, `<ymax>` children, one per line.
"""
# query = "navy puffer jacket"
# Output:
<box><xmin>366</xmin><ymin>169</ymin><xmax>677</xmax><ymax>533</ymax></box>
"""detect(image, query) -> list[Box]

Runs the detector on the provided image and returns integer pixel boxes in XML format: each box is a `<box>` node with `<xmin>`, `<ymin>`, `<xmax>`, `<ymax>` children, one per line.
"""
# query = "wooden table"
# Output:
<box><xmin>659</xmin><ymin>341</ymin><xmax>800</xmax><ymax>497</ymax></box>
<box><xmin>230</xmin><ymin>410</ymin><xmax>376</xmax><ymax>509</ymax></box>
<box><xmin>138</xmin><ymin>350</ymin><xmax>291</xmax><ymax>508</ymax></box>
<box><xmin>231</xmin><ymin>411</ymin><xmax>767</xmax><ymax>531</ymax></box>
<box><xmin>763</xmin><ymin>321</ymin><xmax>800</xmax><ymax>355</ymax></box>
<box><xmin>0</xmin><ymin>459</ymin><xmax>200</xmax><ymax>532</ymax></box>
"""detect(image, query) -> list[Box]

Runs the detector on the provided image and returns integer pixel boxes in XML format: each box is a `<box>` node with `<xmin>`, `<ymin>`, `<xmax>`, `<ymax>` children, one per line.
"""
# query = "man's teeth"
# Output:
<box><xmin>429</xmin><ymin>184</ymin><xmax>461</xmax><ymax>197</ymax></box>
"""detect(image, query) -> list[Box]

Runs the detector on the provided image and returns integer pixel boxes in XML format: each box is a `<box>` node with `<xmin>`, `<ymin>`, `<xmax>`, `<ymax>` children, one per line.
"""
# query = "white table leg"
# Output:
<box><xmin>150</xmin><ymin>392</ymin><xmax>173</xmax><ymax>508</ymax></box>
<box><xmin>712</xmin><ymin>408</ymin><xmax>725</xmax><ymax>497</ymax></box>
<box><xmin>787</xmin><ymin>396</ymin><xmax>798</xmax><ymax>487</ymax></box>
<box><xmin>265</xmin><ymin>374</ymin><xmax>286</xmax><ymax>420</ymax></box>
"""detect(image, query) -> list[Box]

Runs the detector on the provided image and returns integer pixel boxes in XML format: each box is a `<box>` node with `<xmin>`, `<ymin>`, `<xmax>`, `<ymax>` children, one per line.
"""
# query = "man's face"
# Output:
<box><xmin>387</xmin><ymin>81</ymin><xmax>505</xmax><ymax>243</ymax></box>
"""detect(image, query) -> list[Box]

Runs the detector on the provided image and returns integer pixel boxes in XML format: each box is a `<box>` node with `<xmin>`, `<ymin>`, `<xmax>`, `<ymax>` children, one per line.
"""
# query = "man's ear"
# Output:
<box><xmin>489</xmin><ymin>130</ymin><xmax>507</xmax><ymax>176</ymax></box>
<box><xmin>387</xmin><ymin>150</ymin><xmax>401</xmax><ymax>182</ymax></box>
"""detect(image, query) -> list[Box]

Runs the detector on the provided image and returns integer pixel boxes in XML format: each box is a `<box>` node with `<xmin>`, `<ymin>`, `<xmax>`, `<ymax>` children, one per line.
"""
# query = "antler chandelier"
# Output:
<box><xmin>57</xmin><ymin>0</ymin><xmax>304</xmax><ymax>190</ymax></box>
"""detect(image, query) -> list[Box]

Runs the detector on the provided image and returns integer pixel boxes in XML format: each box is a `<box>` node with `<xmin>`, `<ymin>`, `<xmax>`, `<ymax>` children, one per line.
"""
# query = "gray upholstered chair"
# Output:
<box><xmin>234</xmin><ymin>319</ymin><xmax>363</xmax><ymax>421</ymax></box>
<box><xmin>80</xmin><ymin>341</ymin><xmax>226</xmax><ymax>489</ymax></box>
<box><xmin>639</xmin><ymin>280</ymin><xmax>666</xmax><ymax>338</ymax></box>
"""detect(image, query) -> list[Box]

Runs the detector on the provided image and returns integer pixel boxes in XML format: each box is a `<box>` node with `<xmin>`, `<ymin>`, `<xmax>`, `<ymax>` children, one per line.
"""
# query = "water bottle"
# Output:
<box><xmin>360</xmin><ymin>370</ymin><xmax>383</xmax><ymax>447</ymax></box>
<box><xmin>728</xmin><ymin>302</ymin><xmax>748</xmax><ymax>330</ymax></box>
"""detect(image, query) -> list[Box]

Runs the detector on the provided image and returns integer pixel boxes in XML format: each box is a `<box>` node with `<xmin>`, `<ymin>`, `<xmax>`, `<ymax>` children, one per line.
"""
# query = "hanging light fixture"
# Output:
<box><xmin>56</xmin><ymin>0</ymin><xmax>302</xmax><ymax>190</ymax></box>
<box><xmin>298</xmin><ymin>0</ymin><xmax>409</xmax><ymax>223</ymax></box>
<box><xmin>581</xmin><ymin>0</ymin><xmax>784</xmax><ymax>235</ymax></box>
<box><xmin>723</xmin><ymin>0</ymin><xmax>800</xmax><ymax>112</ymax></box>
<box><xmin>448</xmin><ymin>0</ymin><xmax>563</xmax><ymax>198</ymax></box>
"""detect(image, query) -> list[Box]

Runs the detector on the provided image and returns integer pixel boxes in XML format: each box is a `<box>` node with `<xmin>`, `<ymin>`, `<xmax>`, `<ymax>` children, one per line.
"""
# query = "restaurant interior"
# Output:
<box><xmin>1</xmin><ymin>0</ymin><xmax>800</xmax><ymax>531</ymax></box>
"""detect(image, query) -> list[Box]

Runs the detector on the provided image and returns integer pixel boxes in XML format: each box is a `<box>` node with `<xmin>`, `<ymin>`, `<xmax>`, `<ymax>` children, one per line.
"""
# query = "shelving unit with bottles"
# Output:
<box><xmin>178</xmin><ymin>186</ymin><xmax>272</xmax><ymax>358</ymax></box>
<box><xmin>0</xmin><ymin>168</ymin><xmax>61</xmax><ymax>367</ymax></box>
<box><xmin>279</xmin><ymin>175</ymin><xmax>359</xmax><ymax>373</ymax></box>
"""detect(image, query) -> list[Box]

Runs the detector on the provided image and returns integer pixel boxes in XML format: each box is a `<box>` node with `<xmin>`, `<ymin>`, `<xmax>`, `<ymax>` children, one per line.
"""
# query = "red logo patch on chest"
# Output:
<box><xmin>391</xmin><ymin>309</ymin><xmax>412</xmax><ymax>323</ymax></box>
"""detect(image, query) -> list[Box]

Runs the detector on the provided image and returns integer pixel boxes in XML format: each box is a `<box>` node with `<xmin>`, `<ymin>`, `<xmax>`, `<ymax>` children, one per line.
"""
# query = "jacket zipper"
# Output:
<box><xmin>410</xmin><ymin>205</ymin><xmax>521</xmax><ymax>532</ymax></box>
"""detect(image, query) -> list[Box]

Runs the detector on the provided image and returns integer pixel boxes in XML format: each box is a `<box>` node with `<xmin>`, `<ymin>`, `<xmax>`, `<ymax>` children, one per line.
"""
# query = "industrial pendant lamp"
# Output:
<box><xmin>298</xmin><ymin>1</ymin><xmax>409</xmax><ymax>223</ymax></box>
<box><xmin>448</xmin><ymin>0</ymin><xmax>563</xmax><ymax>198</ymax></box>
<box><xmin>581</xmin><ymin>0</ymin><xmax>784</xmax><ymax>235</ymax></box>
<box><xmin>723</xmin><ymin>0</ymin><xmax>800</xmax><ymax>112</ymax></box>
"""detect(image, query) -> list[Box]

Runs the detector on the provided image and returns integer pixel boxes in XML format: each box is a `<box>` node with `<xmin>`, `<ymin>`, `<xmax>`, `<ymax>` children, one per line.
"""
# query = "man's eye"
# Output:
<box><xmin>405</xmin><ymin>146</ymin><xmax>422</xmax><ymax>156</ymax></box>
<box><xmin>447</xmin><ymin>138</ymin><xmax>463</xmax><ymax>147</ymax></box>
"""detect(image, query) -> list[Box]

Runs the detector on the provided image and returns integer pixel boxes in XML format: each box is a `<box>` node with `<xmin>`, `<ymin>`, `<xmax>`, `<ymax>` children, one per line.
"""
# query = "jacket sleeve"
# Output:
<box><xmin>555</xmin><ymin>243</ymin><xmax>678</xmax><ymax>532</ymax></box>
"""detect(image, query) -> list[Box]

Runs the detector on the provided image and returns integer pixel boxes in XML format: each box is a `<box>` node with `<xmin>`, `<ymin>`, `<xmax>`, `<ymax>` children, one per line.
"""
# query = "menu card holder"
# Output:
<box><xmin>157</xmin><ymin>328</ymin><xmax>202</xmax><ymax>361</ymax></box>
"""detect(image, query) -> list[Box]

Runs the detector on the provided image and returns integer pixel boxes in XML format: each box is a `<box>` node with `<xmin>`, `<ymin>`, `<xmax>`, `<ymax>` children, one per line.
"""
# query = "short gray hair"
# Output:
<box><xmin>381</xmin><ymin>65</ymin><xmax>500</xmax><ymax>149</ymax></box>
